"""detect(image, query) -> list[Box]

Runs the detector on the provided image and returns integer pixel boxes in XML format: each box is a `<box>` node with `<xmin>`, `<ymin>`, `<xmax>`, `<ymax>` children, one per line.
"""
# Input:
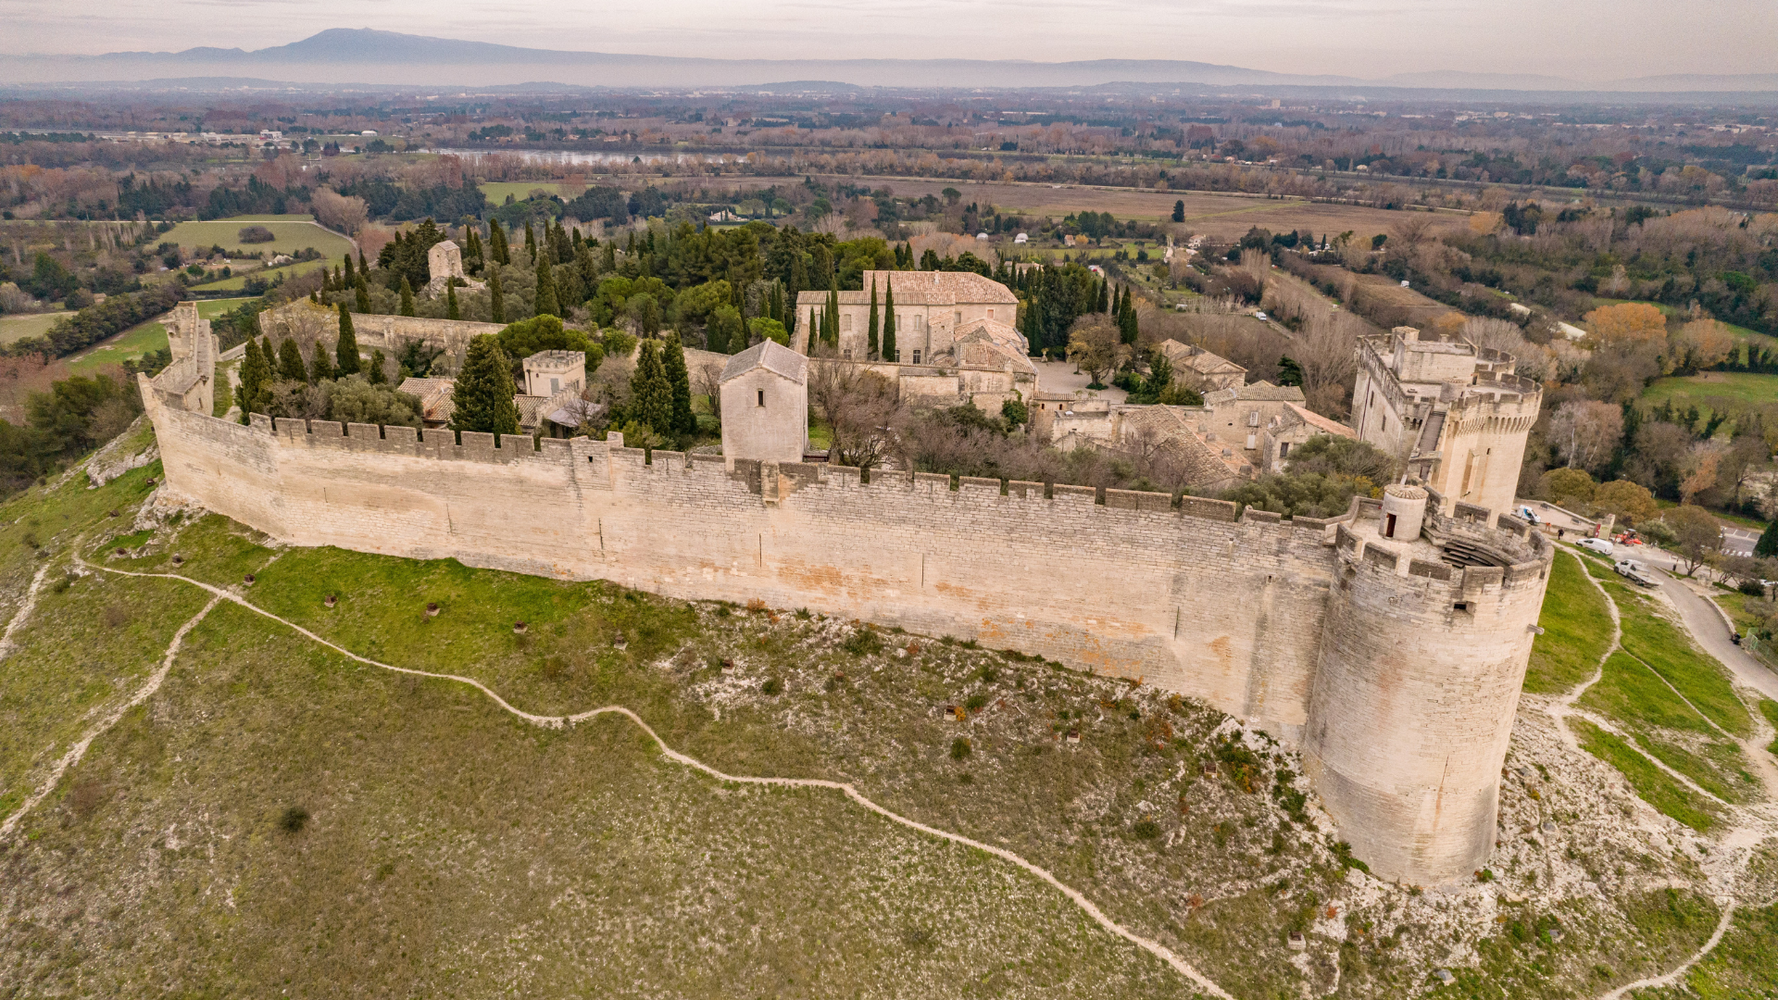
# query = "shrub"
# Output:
<box><xmin>1132</xmin><ymin>819</ymin><xmax>1161</xmax><ymax>840</ymax></box>
<box><xmin>841</xmin><ymin>629</ymin><xmax>883</xmax><ymax>657</ymax></box>
<box><xmin>761</xmin><ymin>677</ymin><xmax>782</xmax><ymax>696</ymax></box>
<box><xmin>278</xmin><ymin>805</ymin><xmax>310</xmax><ymax>833</ymax></box>
<box><xmin>237</xmin><ymin>225</ymin><xmax>276</xmax><ymax>244</ymax></box>
<box><xmin>950</xmin><ymin>737</ymin><xmax>972</xmax><ymax>760</ymax></box>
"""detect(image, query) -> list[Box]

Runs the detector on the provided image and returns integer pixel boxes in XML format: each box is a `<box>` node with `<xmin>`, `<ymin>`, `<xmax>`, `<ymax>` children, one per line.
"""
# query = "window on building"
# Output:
<box><xmin>1279</xmin><ymin>442</ymin><xmax>1290</xmax><ymax>459</ymax></box>
<box><xmin>550</xmin><ymin>377</ymin><xmax>560</xmax><ymax>394</ymax></box>
<box><xmin>1247</xmin><ymin>410</ymin><xmax>1259</xmax><ymax>427</ymax></box>
<box><xmin>987</xmin><ymin>308</ymin><xmax>995</xmax><ymax>320</ymax></box>
<box><xmin>757</xmin><ymin>389</ymin><xmax>765</xmax><ymax>407</ymax></box>
<box><xmin>912</xmin><ymin>350</ymin><xmax>922</xmax><ymax>364</ymax></box>
<box><xmin>842</xmin><ymin>349</ymin><xmax>852</xmax><ymax>360</ymax></box>
<box><xmin>842</xmin><ymin>314</ymin><xmax>853</xmax><ymax>331</ymax></box>
<box><xmin>1245</xmin><ymin>433</ymin><xmax>1257</xmax><ymax>450</ymax></box>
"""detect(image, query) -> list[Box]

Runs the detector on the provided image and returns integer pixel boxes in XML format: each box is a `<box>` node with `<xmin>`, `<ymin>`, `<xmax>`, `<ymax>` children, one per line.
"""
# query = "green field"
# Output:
<box><xmin>1642</xmin><ymin>372</ymin><xmax>1778</xmax><ymax>412</ymax></box>
<box><xmin>64</xmin><ymin>316</ymin><xmax>169</xmax><ymax>375</ymax></box>
<box><xmin>482</xmin><ymin>181</ymin><xmax>585</xmax><ymax>205</ymax></box>
<box><xmin>160</xmin><ymin>216</ymin><xmax>354</xmax><ymax>259</ymax></box>
<box><xmin>0</xmin><ymin>311</ymin><xmax>72</xmax><ymax>345</ymax></box>
<box><xmin>1525</xmin><ymin>551</ymin><xmax>1614</xmax><ymax>693</ymax></box>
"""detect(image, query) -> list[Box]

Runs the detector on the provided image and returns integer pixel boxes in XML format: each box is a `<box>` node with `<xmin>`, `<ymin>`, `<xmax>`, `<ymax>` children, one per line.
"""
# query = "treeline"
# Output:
<box><xmin>4</xmin><ymin>285</ymin><xmax>180</xmax><ymax>360</ymax></box>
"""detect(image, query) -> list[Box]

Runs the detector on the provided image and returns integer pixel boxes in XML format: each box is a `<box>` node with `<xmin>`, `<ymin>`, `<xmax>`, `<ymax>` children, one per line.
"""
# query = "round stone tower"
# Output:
<box><xmin>1304</xmin><ymin>498</ymin><xmax>1552</xmax><ymax>885</ymax></box>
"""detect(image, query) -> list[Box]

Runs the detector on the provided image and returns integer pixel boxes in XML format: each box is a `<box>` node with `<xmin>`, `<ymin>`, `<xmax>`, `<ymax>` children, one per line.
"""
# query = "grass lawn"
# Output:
<box><xmin>1571</xmin><ymin>719</ymin><xmax>1722</xmax><ymax>832</ymax></box>
<box><xmin>1525</xmin><ymin>550</ymin><xmax>1614</xmax><ymax>694</ymax></box>
<box><xmin>64</xmin><ymin>316</ymin><xmax>169</xmax><ymax>375</ymax></box>
<box><xmin>160</xmin><ymin>216</ymin><xmax>354</xmax><ymax>259</ymax></box>
<box><xmin>482</xmin><ymin>180</ymin><xmax>585</xmax><ymax>205</ymax></box>
<box><xmin>0</xmin><ymin>311</ymin><xmax>72</xmax><ymax>346</ymax></box>
<box><xmin>195</xmin><ymin>296</ymin><xmax>255</xmax><ymax>320</ymax></box>
<box><xmin>1641</xmin><ymin>372</ymin><xmax>1778</xmax><ymax>412</ymax></box>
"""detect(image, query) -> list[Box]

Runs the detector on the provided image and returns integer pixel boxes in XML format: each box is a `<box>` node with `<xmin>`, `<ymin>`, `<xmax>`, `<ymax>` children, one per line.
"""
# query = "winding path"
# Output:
<box><xmin>1539</xmin><ymin>548</ymin><xmax>1778</xmax><ymax>1000</ymax></box>
<box><xmin>20</xmin><ymin>558</ymin><xmax>1235</xmax><ymax>1000</ymax></box>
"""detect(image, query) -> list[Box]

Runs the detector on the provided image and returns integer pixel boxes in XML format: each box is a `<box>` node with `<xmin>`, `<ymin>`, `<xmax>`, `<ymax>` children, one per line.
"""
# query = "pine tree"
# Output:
<box><xmin>489</xmin><ymin>219</ymin><xmax>510</xmax><ymax>267</ymax></box>
<box><xmin>335</xmin><ymin>303</ymin><xmax>361</xmax><ymax>375</ymax></box>
<box><xmin>309</xmin><ymin>341</ymin><xmax>336</xmax><ymax>383</ymax></box>
<box><xmin>628</xmin><ymin>339</ymin><xmax>673</xmax><ymax>435</ymax></box>
<box><xmin>663</xmin><ymin>334</ymin><xmax>695</xmax><ymax>435</ymax></box>
<box><xmin>354</xmin><ymin>272</ymin><xmax>371</xmax><ymax>313</ymax></box>
<box><xmin>367</xmin><ymin>349</ymin><xmax>387</xmax><ymax>385</ymax></box>
<box><xmin>881</xmin><ymin>283</ymin><xmax>897</xmax><ymax>363</ymax></box>
<box><xmin>866</xmin><ymin>277</ymin><xmax>880</xmax><ymax>359</ymax></box>
<box><xmin>451</xmin><ymin>335</ymin><xmax>521</xmax><ymax>437</ymax></box>
<box><xmin>236</xmin><ymin>338</ymin><xmax>273</xmax><ymax>422</ymax></box>
<box><xmin>534</xmin><ymin>255</ymin><xmax>559</xmax><ymax>318</ymax></box>
<box><xmin>447</xmin><ymin>282</ymin><xmax>460</xmax><ymax>320</ymax></box>
<box><xmin>399</xmin><ymin>277</ymin><xmax>415</xmax><ymax>317</ymax></box>
<box><xmin>489</xmin><ymin>270</ymin><xmax>505</xmax><ymax>324</ymax></box>
<box><xmin>278</xmin><ymin>338</ymin><xmax>308</xmax><ymax>382</ymax></box>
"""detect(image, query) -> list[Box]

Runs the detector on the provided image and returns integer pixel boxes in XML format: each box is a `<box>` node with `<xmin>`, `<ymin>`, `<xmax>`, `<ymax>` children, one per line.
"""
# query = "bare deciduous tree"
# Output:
<box><xmin>808</xmin><ymin>361</ymin><xmax>903</xmax><ymax>476</ymax></box>
<box><xmin>1545</xmin><ymin>400</ymin><xmax>1623</xmax><ymax>475</ymax></box>
<box><xmin>1066</xmin><ymin>315</ymin><xmax>1128</xmax><ymax>387</ymax></box>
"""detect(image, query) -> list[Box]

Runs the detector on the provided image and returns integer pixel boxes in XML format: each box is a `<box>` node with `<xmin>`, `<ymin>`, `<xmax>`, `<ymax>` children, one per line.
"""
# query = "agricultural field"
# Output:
<box><xmin>785</xmin><ymin>177</ymin><xmax>1473</xmax><ymax>243</ymax></box>
<box><xmin>0</xmin><ymin>311</ymin><xmax>72</xmax><ymax>345</ymax></box>
<box><xmin>63</xmin><ymin>315</ymin><xmax>169</xmax><ymax>375</ymax></box>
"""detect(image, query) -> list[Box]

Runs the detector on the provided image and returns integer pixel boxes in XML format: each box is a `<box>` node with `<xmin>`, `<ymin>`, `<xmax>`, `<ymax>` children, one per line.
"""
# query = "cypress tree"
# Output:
<box><xmin>358</xmin><ymin>249</ymin><xmax>368</xmax><ymax>274</ymax></box>
<box><xmin>602</xmin><ymin>242</ymin><xmax>617</xmax><ymax>273</ymax></box>
<box><xmin>335</xmin><ymin>303</ymin><xmax>361</xmax><ymax>375</ymax></box>
<box><xmin>277</xmin><ymin>338</ymin><xmax>307</xmax><ymax>382</ymax></box>
<box><xmin>447</xmin><ymin>282</ymin><xmax>460</xmax><ymax>320</ymax></box>
<box><xmin>663</xmin><ymin>334</ymin><xmax>695</xmax><ymax>435</ymax></box>
<box><xmin>236</xmin><ymin>338</ymin><xmax>273</xmax><ymax>423</ymax></box>
<box><xmin>309</xmin><ymin>340</ymin><xmax>335</xmax><ymax>383</ymax></box>
<box><xmin>489</xmin><ymin>270</ymin><xmax>505</xmax><ymax>323</ymax></box>
<box><xmin>628</xmin><ymin>339</ymin><xmax>673</xmax><ymax>435</ymax></box>
<box><xmin>881</xmin><ymin>283</ymin><xmax>897</xmax><ymax>363</ymax></box>
<box><xmin>1118</xmin><ymin>287</ymin><xmax>1138</xmax><ymax>345</ymax></box>
<box><xmin>261</xmin><ymin>334</ymin><xmax>275</xmax><ymax>367</ymax></box>
<box><xmin>368</xmin><ymin>349</ymin><xmax>387</xmax><ymax>385</ymax></box>
<box><xmin>866</xmin><ymin>277</ymin><xmax>880</xmax><ymax>359</ymax></box>
<box><xmin>1757</xmin><ymin>520</ymin><xmax>1778</xmax><ymax>559</ymax></box>
<box><xmin>451</xmin><ymin>335</ymin><xmax>521</xmax><ymax>437</ymax></box>
<box><xmin>399</xmin><ymin>277</ymin><xmax>415</xmax><ymax>316</ymax></box>
<box><xmin>534</xmin><ymin>256</ymin><xmax>559</xmax><ymax>318</ymax></box>
<box><xmin>464</xmin><ymin>228</ymin><xmax>483</xmax><ymax>274</ymax></box>
<box><xmin>524</xmin><ymin>223</ymin><xmax>536</xmax><ymax>262</ymax></box>
<box><xmin>343</xmin><ymin>253</ymin><xmax>355</xmax><ymax>287</ymax></box>
<box><xmin>489</xmin><ymin>219</ymin><xmax>510</xmax><ymax>266</ymax></box>
<box><xmin>354</xmin><ymin>271</ymin><xmax>371</xmax><ymax>313</ymax></box>
<box><xmin>827</xmin><ymin>286</ymin><xmax>840</xmax><ymax>348</ymax></box>
<box><xmin>1096</xmin><ymin>277</ymin><xmax>1109</xmax><ymax>313</ymax></box>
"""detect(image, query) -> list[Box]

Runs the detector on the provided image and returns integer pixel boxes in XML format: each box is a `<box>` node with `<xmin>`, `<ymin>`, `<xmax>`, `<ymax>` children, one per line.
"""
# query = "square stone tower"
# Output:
<box><xmin>719</xmin><ymin>340</ymin><xmax>808</xmax><ymax>464</ymax></box>
<box><xmin>522</xmin><ymin>350</ymin><xmax>585</xmax><ymax>397</ymax></box>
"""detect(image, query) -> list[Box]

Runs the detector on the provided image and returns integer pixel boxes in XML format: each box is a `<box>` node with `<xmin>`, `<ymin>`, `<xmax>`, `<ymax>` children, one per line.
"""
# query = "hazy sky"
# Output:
<box><xmin>2</xmin><ymin>0</ymin><xmax>1770</xmax><ymax>80</ymax></box>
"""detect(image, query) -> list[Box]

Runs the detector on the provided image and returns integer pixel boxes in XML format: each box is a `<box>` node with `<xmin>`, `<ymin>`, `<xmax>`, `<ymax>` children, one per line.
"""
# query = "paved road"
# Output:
<box><xmin>1720</xmin><ymin>525</ymin><xmax>1759</xmax><ymax>557</ymax></box>
<box><xmin>1633</xmin><ymin>547</ymin><xmax>1778</xmax><ymax>702</ymax></box>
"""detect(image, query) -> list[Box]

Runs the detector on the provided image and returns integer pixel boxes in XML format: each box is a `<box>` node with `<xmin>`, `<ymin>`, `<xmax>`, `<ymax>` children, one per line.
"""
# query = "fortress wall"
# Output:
<box><xmin>144</xmin><ymin>393</ymin><xmax>1344</xmax><ymax>740</ymax></box>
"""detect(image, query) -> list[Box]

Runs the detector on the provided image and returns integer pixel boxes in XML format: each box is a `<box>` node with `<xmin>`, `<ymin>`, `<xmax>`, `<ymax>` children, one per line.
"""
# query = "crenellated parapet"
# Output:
<box><xmin>140</xmin><ymin>305</ymin><xmax>1553</xmax><ymax>883</ymax></box>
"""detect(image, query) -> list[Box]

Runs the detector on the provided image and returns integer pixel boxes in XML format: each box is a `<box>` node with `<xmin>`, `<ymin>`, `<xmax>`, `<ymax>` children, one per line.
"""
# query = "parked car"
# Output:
<box><xmin>1614</xmin><ymin>559</ymin><xmax>1657</xmax><ymax>587</ymax></box>
<box><xmin>1576</xmin><ymin>538</ymin><xmax>1614</xmax><ymax>556</ymax></box>
<box><xmin>1254</xmin><ymin>311</ymin><xmax>1269</xmax><ymax>321</ymax></box>
<box><xmin>1518</xmin><ymin>505</ymin><xmax>1541</xmax><ymax>525</ymax></box>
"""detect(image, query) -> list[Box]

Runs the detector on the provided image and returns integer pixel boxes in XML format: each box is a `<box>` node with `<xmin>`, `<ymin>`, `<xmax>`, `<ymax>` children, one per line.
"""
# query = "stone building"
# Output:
<box><xmin>155</xmin><ymin>301</ymin><xmax>217</xmax><ymax>416</ymax></box>
<box><xmin>142</xmin><ymin>299</ymin><xmax>1554</xmax><ymax>885</ymax></box>
<box><xmin>719</xmin><ymin>339</ymin><xmax>809</xmax><ymax>464</ymax></box>
<box><xmin>424</xmin><ymin>240</ymin><xmax>486</xmax><ymax>298</ymax></box>
<box><xmin>1155</xmin><ymin>339</ymin><xmax>1246</xmax><ymax>393</ymax></box>
<box><xmin>1351</xmin><ymin>326</ymin><xmax>1541</xmax><ymax>516</ymax></box>
<box><xmin>397</xmin><ymin>350</ymin><xmax>589</xmax><ymax>436</ymax></box>
<box><xmin>792</xmin><ymin>270</ymin><xmax>1020</xmax><ymax>364</ymax></box>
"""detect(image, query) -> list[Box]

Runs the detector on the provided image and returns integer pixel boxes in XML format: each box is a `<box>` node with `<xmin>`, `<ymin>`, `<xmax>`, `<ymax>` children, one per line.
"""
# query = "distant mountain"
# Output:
<box><xmin>5</xmin><ymin>29</ymin><xmax>1776</xmax><ymax>94</ymax></box>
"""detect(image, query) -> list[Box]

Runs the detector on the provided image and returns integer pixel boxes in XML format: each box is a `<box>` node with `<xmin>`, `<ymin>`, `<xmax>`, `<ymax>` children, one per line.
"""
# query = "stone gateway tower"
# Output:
<box><xmin>139</xmin><ymin>301</ymin><xmax>1552</xmax><ymax>884</ymax></box>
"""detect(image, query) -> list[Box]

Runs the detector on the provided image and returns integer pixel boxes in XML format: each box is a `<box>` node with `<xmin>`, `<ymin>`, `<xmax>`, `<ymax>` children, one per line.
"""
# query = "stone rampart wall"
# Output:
<box><xmin>147</xmin><ymin>394</ymin><xmax>1350</xmax><ymax>741</ymax></box>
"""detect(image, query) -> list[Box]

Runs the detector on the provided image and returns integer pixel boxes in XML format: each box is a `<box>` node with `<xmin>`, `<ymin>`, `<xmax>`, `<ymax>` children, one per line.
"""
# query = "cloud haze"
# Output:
<box><xmin>0</xmin><ymin>0</ymin><xmax>1767</xmax><ymax>81</ymax></box>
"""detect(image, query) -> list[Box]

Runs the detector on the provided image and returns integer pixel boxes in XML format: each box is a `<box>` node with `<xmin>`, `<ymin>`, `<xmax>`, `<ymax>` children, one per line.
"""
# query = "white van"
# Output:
<box><xmin>1575</xmin><ymin>538</ymin><xmax>1614</xmax><ymax>556</ymax></box>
